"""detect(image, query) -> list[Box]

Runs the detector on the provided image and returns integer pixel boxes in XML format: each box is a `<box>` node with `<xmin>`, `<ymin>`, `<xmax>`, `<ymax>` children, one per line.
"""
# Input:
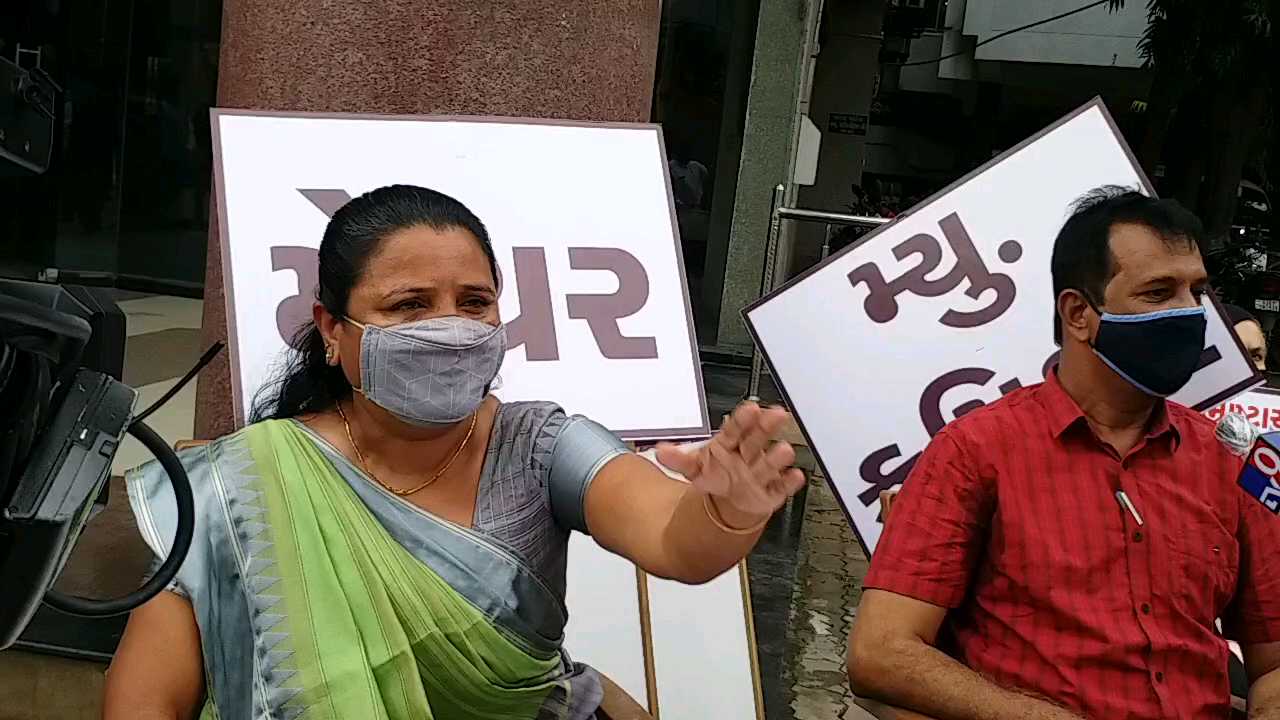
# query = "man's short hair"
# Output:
<box><xmin>1050</xmin><ymin>186</ymin><xmax>1205</xmax><ymax>344</ymax></box>
<box><xmin>1224</xmin><ymin>303</ymin><xmax>1261</xmax><ymax>329</ymax></box>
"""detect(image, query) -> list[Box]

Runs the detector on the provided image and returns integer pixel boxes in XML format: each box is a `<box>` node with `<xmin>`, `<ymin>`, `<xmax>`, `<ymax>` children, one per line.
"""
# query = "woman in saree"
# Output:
<box><xmin>104</xmin><ymin>184</ymin><xmax>806</xmax><ymax>719</ymax></box>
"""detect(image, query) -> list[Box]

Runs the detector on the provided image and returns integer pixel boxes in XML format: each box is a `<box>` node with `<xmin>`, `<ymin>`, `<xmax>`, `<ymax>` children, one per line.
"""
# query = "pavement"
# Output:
<box><xmin>700</xmin><ymin>363</ymin><xmax>875</xmax><ymax>719</ymax></box>
<box><xmin>781</xmin><ymin>473</ymin><xmax>877</xmax><ymax>720</ymax></box>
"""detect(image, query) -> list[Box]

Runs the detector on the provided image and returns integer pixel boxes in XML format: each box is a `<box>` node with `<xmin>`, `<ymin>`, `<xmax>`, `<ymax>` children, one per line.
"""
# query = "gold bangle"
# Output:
<box><xmin>702</xmin><ymin>493</ymin><xmax>769</xmax><ymax>535</ymax></box>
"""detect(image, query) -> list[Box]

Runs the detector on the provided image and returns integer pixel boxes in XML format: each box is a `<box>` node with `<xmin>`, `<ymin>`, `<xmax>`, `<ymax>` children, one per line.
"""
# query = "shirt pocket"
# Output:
<box><xmin>1168</xmin><ymin>515</ymin><xmax>1239</xmax><ymax>621</ymax></box>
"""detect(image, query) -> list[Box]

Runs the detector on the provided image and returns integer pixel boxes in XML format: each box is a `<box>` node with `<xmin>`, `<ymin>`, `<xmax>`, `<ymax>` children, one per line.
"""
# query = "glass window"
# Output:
<box><xmin>1</xmin><ymin>0</ymin><xmax>220</xmax><ymax>296</ymax></box>
<box><xmin>652</xmin><ymin>0</ymin><xmax>761</xmax><ymax>345</ymax></box>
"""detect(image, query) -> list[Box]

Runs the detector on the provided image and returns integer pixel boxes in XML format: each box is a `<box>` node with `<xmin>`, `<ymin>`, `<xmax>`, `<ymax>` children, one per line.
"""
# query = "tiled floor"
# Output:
<box><xmin>783</xmin><ymin>474</ymin><xmax>876</xmax><ymax>720</ymax></box>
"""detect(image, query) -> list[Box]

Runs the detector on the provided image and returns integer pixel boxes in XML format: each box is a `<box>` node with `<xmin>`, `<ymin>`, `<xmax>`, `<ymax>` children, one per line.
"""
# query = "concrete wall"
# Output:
<box><xmin>714</xmin><ymin>0</ymin><xmax>822</xmax><ymax>355</ymax></box>
<box><xmin>778</xmin><ymin>0</ymin><xmax>888</xmax><ymax>280</ymax></box>
<box><xmin>798</xmin><ymin>0</ymin><xmax>889</xmax><ymax>214</ymax></box>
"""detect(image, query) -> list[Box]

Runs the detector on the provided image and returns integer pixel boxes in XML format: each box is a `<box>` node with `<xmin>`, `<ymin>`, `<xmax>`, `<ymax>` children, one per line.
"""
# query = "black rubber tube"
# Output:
<box><xmin>131</xmin><ymin>341</ymin><xmax>223</xmax><ymax>426</ymax></box>
<box><xmin>42</xmin><ymin>419</ymin><xmax>194</xmax><ymax>617</ymax></box>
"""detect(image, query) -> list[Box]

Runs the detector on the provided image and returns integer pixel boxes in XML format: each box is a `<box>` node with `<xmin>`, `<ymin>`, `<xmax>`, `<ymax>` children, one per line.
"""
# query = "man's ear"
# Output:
<box><xmin>1057</xmin><ymin>289</ymin><xmax>1094</xmax><ymax>344</ymax></box>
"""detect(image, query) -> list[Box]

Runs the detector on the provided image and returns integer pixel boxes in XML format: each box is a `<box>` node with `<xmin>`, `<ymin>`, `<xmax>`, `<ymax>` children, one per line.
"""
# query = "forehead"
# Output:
<box><xmin>1236</xmin><ymin>320</ymin><xmax>1266</xmax><ymax>341</ymax></box>
<box><xmin>1106</xmin><ymin>222</ymin><xmax>1205</xmax><ymax>283</ymax></box>
<box><xmin>356</xmin><ymin>225</ymin><xmax>493</xmax><ymax>292</ymax></box>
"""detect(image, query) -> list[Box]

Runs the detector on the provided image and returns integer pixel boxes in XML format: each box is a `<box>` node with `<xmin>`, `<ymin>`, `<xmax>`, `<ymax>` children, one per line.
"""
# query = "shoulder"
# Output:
<box><xmin>1167</xmin><ymin>401</ymin><xmax>1217</xmax><ymax>434</ymax></box>
<box><xmin>124</xmin><ymin>422</ymin><xmax>275</xmax><ymax>525</ymax></box>
<box><xmin>494</xmin><ymin>401</ymin><xmax>568</xmax><ymax>445</ymax></box>
<box><xmin>1167</xmin><ymin>401</ymin><xmax>1238</xmax><ymax>461</ymax></box>
<box><xmin>931</xmin><ymin>383</ymin><xmax>1046</xmax><ymax>446</ymax></box>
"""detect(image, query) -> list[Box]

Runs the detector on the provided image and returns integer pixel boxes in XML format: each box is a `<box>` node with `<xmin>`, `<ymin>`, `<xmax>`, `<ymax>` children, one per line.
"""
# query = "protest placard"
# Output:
<box><xmin>211</xmin><ymin>109</ymin><xmax>708</xmax><ymax>440</ymax></box>
<box><xmin>744</xmin><ymin>99</ymin><xmax>1263</xmax><ymax>554</ymax></box>
<box><xmin>211</xmin><ymin>110</ymin><xmax>759</xmax><ymax>718</ymax></box>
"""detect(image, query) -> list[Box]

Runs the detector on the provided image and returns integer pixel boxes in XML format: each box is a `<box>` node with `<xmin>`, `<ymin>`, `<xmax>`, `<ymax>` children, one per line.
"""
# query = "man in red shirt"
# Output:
<box><xmin>846</xmin><ymin>187</ymin><xmax>1280</xmax><ymax>719</ymax></box>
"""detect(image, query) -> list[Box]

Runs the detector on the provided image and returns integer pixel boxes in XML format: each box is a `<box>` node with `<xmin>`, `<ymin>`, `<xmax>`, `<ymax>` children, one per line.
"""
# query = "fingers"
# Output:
<box><xmin>762</xmin><ymin>440</ymin><xmax>796</xmax><ymax>474</ymax></box>
<box><xmin>654</xmin><ymin>441</ymin><xmax>702</xmax><ymax>480</ymax></box>
<box><xmin>740</xmin><ymin>407</ymin><xmax>791</xmax><ymax>465</ymax></box>
<box><xmin>775</xmin><ymin>468</ymin><xmax>807</xmax><ymax>498</ymax></box>
<box><xmin>716</xmin><ymin>402</ymin><xmax>758</xmax><ymax>451</ymax></box>
<box><xmin>735</xmin><ymin>403</ymin><xmax>789</xmax><ymax>459</ymax></box>
<box><xmin>691</xmin><ymin>439</ymin><xmax>739</xmax><ymax>497</ymax></box>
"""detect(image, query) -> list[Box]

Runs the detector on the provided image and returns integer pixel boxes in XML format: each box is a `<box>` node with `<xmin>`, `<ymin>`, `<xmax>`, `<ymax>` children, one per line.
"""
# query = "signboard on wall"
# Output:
<box><xmin>211</xmin><ymin>109</ymin><xmax>709</xmax><ymax>441</ymax></box>
<box><xmin>745</xmin><ymin>99</ymin><xmax>1263</xmax><ymax>554</ymax></box>
<box><xmin>828</xmin><ymin>113</ymin><xmax>869</xmax><ymax>136</ymax></box>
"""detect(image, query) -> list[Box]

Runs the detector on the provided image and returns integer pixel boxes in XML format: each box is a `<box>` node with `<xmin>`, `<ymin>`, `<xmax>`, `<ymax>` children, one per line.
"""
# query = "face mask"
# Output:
<box><xmin>1091</xmin><ymin>305</ymin><xmax>1207</xmax><ymax>397</ymax></box>
<box><xmin>347</xmin><ymin>315</ymin><xmax>506</xmax><ymax>426</ymax></box>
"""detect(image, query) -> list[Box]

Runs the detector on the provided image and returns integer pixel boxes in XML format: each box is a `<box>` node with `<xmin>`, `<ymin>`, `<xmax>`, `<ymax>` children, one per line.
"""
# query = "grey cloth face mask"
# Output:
<box><xmin>347</xmin><ymin>315</ymin><xmax>507</xmax><ymax>427</ymax></box>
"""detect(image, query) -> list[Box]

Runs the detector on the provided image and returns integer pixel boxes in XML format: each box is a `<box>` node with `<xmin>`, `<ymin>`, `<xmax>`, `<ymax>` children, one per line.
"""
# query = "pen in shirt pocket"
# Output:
<box><xmin>1115</xmin><ymin>490</ymin><xmax>1144</xmax><ymax>526</ymax></box>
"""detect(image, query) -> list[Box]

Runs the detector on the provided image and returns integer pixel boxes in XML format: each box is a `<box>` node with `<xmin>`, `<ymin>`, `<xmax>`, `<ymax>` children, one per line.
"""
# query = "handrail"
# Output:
<box><xmin>776</xmin><ymin>207</ymin><xmax>890</xmax><ymax>227</ymax></box>
<box><xmin>746</xmin><ymin>190</ymin><xmax>892</xmax><ymax>400</ymax></box>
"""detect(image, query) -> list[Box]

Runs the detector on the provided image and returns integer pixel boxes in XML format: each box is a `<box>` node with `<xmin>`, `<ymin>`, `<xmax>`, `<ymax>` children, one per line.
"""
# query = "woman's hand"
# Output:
<box><xmin>655</xmin><ymin>400</ymin><xmax>806</xmax><ymax>528</ymax></box>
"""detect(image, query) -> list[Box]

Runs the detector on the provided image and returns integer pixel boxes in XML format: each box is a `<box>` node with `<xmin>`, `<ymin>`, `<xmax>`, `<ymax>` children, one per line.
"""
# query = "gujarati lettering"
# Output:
<box><xmin>846</xmin><ymin>212</ymin><xmax>1023</xmax><ymax>329</ymax></box>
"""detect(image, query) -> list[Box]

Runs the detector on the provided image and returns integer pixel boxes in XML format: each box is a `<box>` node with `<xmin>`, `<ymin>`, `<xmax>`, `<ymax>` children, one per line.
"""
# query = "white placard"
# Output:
<box><xmin>647</xmin><ymin>569</ymin><xmax>760</xmax><ymax>719</ymax></box>
<box><xmin>211</xmin><ymin>110</ymin><xmax>709</xmax><ymax>440</ymax></box>
<box><xmin>563</xmin><ymin>534</ymin><xmax>649</xmax><ymax>704</ymax></box>
<box><xmin>745</xmin><ymin>99</ymin><xmax>1262</xmax><ymax>554</ymax></box>
<box><xmin>1205</xmin><ymin>387</ymin><xmax>1280</xmax><ymax>431</ymax></box>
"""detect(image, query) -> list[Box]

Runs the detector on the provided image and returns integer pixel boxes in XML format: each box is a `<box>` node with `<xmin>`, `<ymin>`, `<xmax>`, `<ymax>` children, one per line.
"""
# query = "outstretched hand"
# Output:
<box><xmin>655</xmin><ymin>401</ymin><xmax>806</xmax><ymax>525</ymax></box>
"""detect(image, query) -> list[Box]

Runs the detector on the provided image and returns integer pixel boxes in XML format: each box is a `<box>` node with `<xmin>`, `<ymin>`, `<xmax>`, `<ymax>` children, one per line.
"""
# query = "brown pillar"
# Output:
<box><xmin>195</xmin><ymin>1</ymin><xmax>661</xmax><ymax>438</ymax></box>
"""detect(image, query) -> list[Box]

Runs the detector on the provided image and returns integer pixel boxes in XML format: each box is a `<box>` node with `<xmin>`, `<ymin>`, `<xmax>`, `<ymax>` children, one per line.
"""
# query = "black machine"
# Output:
<box><xmin>0</xmin><ymin>54</ymin><xmax>196</xmax><ymax>650</ymax></box>
<box><xmin>0</xmin><ymin>279</ymin><xmax>195</xmax><ymax>650</ymax></box>
<box><xmin>0</xmin><ymin>54</ymin><xmax>59</xmax><ymax>176</ymax></box>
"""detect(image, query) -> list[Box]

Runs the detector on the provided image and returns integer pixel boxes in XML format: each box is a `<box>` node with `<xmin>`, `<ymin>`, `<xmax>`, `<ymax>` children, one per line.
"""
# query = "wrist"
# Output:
<box><xmin>704</xmin><ymin>493</ymin><xmax>770</xmax><ymax>533</ymax></box>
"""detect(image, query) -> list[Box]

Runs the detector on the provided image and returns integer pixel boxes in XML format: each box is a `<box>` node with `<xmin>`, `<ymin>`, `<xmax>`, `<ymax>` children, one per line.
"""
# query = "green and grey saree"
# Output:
<box><xmin>127</xmin><ymin>402</ymin><xmax>628</xmax><ymax>719</ymax></box>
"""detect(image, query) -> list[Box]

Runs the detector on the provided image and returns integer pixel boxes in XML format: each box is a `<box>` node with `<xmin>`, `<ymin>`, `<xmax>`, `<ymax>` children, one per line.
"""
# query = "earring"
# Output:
<box><xmin>325</xmin><ymin>345</ymin><xmax>337</xmax><ymax>365</ymax></box>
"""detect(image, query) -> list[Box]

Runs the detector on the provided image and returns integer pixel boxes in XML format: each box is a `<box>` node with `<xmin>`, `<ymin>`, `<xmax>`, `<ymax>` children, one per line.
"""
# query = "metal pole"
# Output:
<box><xmin>747</xmin><ymin>184</ymin><xmax>787</xmax><ymax>400</ymax></box>
<box><xmin>776</xmin><ymin>207</ymin><xmax>889</xmax><ymax>226</ymax></box>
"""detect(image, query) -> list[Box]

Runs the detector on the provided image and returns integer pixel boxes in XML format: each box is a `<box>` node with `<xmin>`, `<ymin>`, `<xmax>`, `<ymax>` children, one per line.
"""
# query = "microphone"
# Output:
<box><xmin>1217</xmin><ymin>412</ymin><xmax>1261</xmax><ymax>457</ymax></box>
<box><xmin>1218</xmin><ymin>412</ymin><xmax>1280</xmax><ymax>513</ymax></box>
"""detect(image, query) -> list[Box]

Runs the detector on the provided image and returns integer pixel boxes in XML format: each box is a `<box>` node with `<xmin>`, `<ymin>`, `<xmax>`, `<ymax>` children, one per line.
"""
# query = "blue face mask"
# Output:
<box><xmin>1091</xmin><ymin>306</ymin><xmax>1207</xmax><ymax>397</ymax></box>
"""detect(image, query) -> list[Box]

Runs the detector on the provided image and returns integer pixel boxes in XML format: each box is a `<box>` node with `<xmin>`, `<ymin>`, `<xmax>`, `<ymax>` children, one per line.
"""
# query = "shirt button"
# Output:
<box><xmin>1155</xmin><ymin>671</ymin><xmax>1164</xmax><ymax>683</ymax></box>
<box><xmin>1133</xmin><ymin>531</ymin><xmax>1143</xmax><ymax>542</ymax></box>
<box><xmin>1141</xmin><ymin>603</ymin><xmax>1152</xmax><ymax>615</ymax></box>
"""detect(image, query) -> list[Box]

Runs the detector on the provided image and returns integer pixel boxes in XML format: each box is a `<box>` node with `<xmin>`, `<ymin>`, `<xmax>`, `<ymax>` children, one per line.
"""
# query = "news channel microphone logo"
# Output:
<box><xmin>1240</xmin><ymin>432</ymin><xmax>1280</xmax><ymax>513</ymax></box>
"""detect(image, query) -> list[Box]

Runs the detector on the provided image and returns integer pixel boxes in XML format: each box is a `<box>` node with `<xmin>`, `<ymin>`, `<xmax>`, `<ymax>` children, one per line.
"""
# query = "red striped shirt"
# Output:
<box><xmin>864</xmin><ymin>372</ymin><xmax>1280</xmax><ymax>718</ymax></box>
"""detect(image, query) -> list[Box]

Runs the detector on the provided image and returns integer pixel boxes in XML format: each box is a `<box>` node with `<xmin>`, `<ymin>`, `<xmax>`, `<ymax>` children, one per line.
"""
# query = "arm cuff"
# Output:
<box><xmin>548</xmin><ymin>416</ymin><xmax>628</xmax><ymax>534</ymax></box>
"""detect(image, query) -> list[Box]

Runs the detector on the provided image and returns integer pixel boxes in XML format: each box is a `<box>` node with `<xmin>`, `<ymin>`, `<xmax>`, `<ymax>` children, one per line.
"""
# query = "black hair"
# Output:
<box><xmin>1050</xmin><ymin>185</ymin><xmax>1205</xmax><ymax>344</ymax></box>
<box><xmin>1224</xmin><ymin>303</ymin><xmax>1261</xmax><ymax>329</ymax></box>
<box><xmin>250</xmin><ymin>184</ymin><xmax>498</xmax><ymax>421</ymax></box>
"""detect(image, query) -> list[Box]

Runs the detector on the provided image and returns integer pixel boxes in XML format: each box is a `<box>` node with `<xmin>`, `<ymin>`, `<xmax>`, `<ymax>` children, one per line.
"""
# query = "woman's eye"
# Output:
<box><xmin>395</xmin><ymin>300</ymin><xmax>425</xmax><ymax>311</ymax></box>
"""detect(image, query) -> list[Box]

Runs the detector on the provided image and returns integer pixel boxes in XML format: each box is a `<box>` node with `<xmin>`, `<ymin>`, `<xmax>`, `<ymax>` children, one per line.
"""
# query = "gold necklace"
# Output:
<box><xmin>335</xmin><ymin>400</ymin><xmax>478</xmax><ymax>496</ymax></box>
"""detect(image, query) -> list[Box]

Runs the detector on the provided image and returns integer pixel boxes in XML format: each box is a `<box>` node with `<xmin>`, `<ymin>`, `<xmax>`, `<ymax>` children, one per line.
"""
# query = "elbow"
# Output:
<box><xmin>846</xmin><ymin>623</ymin><xmax>892</xmax><ymax>698</ymax></box>
<box><xmin>654</xmin><ymin>561</ymin><xmax>730</xmax><ymax>585</ymax></box>
<box><xmin>681</xmin><ymin>566</ymin><xmax>729</xmax><ymax>585</ymax></box>
<box><xmin>846</xmin><ymin>645</ymin><xmax>877</xmax><ymax>697</ymax></box>
<box><xmin>847</xmin><ymin>656</ymin><xmax>881</xmax><ymax>698</ymax></box>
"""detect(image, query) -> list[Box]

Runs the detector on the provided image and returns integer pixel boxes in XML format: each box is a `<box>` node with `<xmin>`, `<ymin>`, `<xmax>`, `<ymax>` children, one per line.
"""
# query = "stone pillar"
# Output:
<box><xmin>196</xmin><ymin>1</ymin><xmax>661</xmax><ymax>438</ymax></box>
<box><xmin>712</xmin><ymin>0</ymin><xmax>818</xmax><ymax>356</ymax></box>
